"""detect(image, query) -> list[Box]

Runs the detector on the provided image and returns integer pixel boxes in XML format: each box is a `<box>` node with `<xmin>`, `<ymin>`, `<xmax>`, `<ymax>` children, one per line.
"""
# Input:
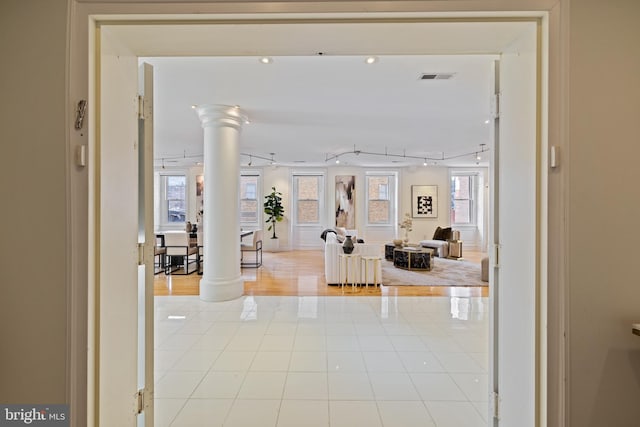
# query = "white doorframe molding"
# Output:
<box><xmin>67</xmin><ymin>2</ymin><xmax>566</xmax><ymax>426</ymax></box>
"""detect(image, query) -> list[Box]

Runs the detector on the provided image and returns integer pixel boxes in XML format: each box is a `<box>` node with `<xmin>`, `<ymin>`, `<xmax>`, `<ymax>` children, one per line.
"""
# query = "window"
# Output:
<box><xmin>366</xmin><ymin>173</ymin><xmax>396</xmax><ymax>225</ymax></box>
<box><xmin>165</xmin><ymin>175</ymin><xmax>186</xmax><ymax>223</ymax></box>
<box><xmin>240</xmin><ymin>173</ymin><xmax>260</xmax><ymax>225</ymax></box>
<box><xmin>450</xmin><ymin>173</ymin><xmax>476</xmax><ymax>225</ymax></box>
<box><xmin>295</xmin><ymin>175</ymin><xmax>321</xmax><ymax>224</ymax></box>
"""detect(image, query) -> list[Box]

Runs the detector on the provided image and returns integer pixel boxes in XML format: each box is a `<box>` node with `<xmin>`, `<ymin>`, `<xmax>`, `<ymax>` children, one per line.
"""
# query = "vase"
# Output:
<box><xmin>393</xmin><ymin>239</ymin><xmax>403</xmax><ymax>247</ymax></box>
<box><xmin>342</xmin><ymin>235</ymin><xmax>354</xmax><ymax>254</ymax></box>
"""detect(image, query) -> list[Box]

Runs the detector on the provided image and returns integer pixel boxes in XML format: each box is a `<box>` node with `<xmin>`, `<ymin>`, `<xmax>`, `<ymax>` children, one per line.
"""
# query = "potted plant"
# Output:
<box><xmin>264</xmin><ymin>186</ymin><xmax>285</xmax><ymax>239</ymax></box>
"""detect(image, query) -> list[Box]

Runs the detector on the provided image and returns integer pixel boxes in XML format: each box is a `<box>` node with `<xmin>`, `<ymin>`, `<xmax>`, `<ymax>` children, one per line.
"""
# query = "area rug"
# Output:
<box><xmin>381</xmin><ymin>258</ymin><xmax>487</xmax><ymax>287</ymax></box>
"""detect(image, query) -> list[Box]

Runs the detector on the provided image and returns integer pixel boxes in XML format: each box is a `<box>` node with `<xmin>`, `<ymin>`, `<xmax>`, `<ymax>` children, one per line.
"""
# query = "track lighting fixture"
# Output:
<box><xmin>325</xmin><ymin>144</ymin><xmax>490</xmax><ymax>164</ymax></box>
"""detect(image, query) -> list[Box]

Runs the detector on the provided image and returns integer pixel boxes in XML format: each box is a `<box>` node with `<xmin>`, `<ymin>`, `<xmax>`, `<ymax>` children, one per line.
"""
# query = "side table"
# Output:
<box><xmin>448</xmin><ymin>240</ymin><xmax>463</xmax><ymax>259</ymax></box>
<box><xmin>338</xmin><ymin>253</ymin><xmax>360</xmax><ymax>292</ymax></box>
<box><xmin>360</xmin><ymin>256</ymin><xmax>382</xmax><ymax>289</ymax></box>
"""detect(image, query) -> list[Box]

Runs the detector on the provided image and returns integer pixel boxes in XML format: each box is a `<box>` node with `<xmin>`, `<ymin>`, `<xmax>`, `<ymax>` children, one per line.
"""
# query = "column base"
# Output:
<box><xmin>199</xmin><ymin>276</ymin><xmax>244</xmax><ymax>302</ymax></box>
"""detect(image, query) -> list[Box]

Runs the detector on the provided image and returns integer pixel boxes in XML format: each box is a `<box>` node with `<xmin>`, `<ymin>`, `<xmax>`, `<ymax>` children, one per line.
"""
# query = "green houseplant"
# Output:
<box><xmin>264</xmin><ymin>186</ymin><xmax>285</xmax><ymax>239</ymax></box>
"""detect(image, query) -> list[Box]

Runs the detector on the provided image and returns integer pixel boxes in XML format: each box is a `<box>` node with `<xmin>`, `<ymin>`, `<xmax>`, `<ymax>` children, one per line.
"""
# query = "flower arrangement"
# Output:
<box><xmin>399</xmin><ymin>213</ymin><xmax>413</xmax><ymax>243</ymax></box>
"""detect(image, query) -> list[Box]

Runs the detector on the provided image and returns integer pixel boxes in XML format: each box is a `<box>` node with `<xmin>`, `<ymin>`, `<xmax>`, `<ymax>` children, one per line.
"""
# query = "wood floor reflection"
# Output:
<box><xmin>155</xmin><ymin>249</ymin><xmax>488</xmax><ymax>298</ymax></box>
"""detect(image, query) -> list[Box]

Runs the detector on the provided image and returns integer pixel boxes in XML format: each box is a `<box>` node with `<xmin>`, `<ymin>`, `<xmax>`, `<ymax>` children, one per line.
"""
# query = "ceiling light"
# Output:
<box><xmin>191</xmin><ymin>105</ymin><xmax>197</xmax><ymax>109</ymax></box>
<box><xmin>259</xmin><ymin>57</ymin><xmax>273</xmax><ymax>64</ymax></box>
<box><xmin>484</xmin><ymin>119</ymin><xmax>490</xmax><ymax>124</ymax></box>
<box><xmin>335</xmin><ymin>158</ymin><xmax>340</xmax><ymax>164</ymax></box>
<box><xmin>476</xmin><ymin>153</ymin><xmax>481</xmax><ymax>161</ymax></box>
<box><xmin>423</xmin><ymin>159</ymin><xmax>428</xmax><ymax>166</ymax></box>
<box><xmin>365</xmin><ymin>56</ymin><xmax>378</xmax><ymax>64</ymax></box>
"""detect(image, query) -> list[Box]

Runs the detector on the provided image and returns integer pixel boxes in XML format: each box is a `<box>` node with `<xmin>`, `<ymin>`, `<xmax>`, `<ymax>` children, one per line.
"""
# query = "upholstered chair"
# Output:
<box><xmin>241</xmin><ymin>229</ymin><xmax>263</xmax><ymax>268</ymax></box>
<box><xmin>163</xmin><ymin>231</ymin><xmax>198</xmax><ymax>275</ymax></box>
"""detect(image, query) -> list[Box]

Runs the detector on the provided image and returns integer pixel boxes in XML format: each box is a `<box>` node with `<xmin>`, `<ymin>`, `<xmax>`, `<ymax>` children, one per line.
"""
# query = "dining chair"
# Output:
<box><xmin>197</xmin><ymin>231</ymin><xmax>204</xmax><ymax>275</ymax></box>
<box><xmin>241</xmin><ymin>229</ymin><xmax>263</xmax><ymax>268</ymax></box>
<box><xmin>154</xmin><ymin>234</ymin><xmax>166</xmax><ymax>275</ymax></box>
<box><xmin>164</xmin><ymin>231</ymin><xmax>198</xmax><ymax>275</ymax></box>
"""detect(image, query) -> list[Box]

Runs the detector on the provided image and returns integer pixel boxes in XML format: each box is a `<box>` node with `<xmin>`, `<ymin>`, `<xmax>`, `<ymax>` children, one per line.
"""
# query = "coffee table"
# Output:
<box><xmin>393</xmin><ymin>247</ymin><xmax>434</xmax><ymax>271</ymax></box>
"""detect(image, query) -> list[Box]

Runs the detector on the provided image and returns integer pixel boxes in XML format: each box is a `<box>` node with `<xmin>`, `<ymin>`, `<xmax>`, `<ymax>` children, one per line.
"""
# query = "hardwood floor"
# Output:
<box><xmin>154</xmin><ymin>248</ymin><xmax>489</xmax><ymax>298</ymax></box>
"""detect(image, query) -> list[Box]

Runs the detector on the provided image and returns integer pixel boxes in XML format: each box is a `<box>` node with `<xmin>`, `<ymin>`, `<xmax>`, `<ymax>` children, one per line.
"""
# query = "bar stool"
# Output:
<box><xmin>360</xmin><ymin>256</ymin><xmax>382</xmax><ymax>290</ymax></box>
<box><xmin>338</xmin><ymin>253</ymin><xmax>359</xmax><ymax>292</ymax></box>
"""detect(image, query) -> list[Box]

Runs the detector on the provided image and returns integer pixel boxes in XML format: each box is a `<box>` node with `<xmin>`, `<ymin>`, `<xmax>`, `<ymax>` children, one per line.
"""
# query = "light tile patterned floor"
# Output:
<box><xmin>155</xmin><ymin>295</ymin><xmax>489</xmax><ymax>427</ymax></box>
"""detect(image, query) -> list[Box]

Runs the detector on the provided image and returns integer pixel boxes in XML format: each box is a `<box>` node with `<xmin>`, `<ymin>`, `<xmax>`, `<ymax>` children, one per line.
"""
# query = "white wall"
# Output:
<box><xmin>167</xmin><ymin>164</ymin><xmax>488</xmax><ymax>249</ymax></box>
<box><xmin>568</xmin><ymin>0</ymin><xmax>640</xmax><ymax>425</ymax></box>
<box><xmin>13</xmin><ymin>1</ymin><xmax>637</xmax><ymax>424</ymax></box>
<box><xmin>400</xmin><ymin>166</ymin><xmax>450</xmax><ymax>241</ymax></box>
<box><xmin>0</xmin><ymin>0</ymin><xmax>70</xmax><ymax>404</ymax></box>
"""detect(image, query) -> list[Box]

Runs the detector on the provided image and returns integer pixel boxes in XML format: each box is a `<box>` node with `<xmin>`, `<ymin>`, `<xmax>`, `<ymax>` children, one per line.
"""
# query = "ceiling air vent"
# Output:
<box><xmin>420</xmin><ymin>73</ymin><xmax>455</xmax><ymax>80</ymax></box>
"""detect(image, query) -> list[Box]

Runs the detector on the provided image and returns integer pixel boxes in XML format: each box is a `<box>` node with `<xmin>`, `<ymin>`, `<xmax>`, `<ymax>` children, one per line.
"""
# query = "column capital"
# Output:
<box><xmin>194</xmin><ymin>104</ymin><xmax>248</xmax><ymax>130</ymax></box>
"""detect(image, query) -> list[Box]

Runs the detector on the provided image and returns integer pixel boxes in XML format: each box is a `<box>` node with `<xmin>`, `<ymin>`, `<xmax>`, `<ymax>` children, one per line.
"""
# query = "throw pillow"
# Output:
<box><xmin>432</xmin><ymin>226</ymin><xmax>443</xmax><ymax>240</ymax></box>
<box><xmin>320</xmin><ymin>229</ymin><xmax>337</xmax><ymax>242</ymax></box>
<box><xmin>441</xmin><ymin>227</ymin><xmax>453</xmax><ymax>241</ymax></box>
<box><xmin>433</xmin><ymin>226</ymin><xmax>453</xmax><ymax>241</ymax></box>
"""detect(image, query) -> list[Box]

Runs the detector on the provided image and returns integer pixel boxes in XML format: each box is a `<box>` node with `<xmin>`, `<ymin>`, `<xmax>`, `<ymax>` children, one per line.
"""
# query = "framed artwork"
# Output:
<box><xmin>335</xmin><ymin>175</ymin><xmax>356</xmax><ymax>228</ymax></box>
<box><xmin>412</xmin><ymin>185</ymin><xmax>438</xmax><ymax>218</ymax></box>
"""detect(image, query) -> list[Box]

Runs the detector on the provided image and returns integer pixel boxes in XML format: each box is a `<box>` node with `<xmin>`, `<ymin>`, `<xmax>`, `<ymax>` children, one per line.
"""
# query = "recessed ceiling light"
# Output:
<box><xmin>484</xmin><ymin>120</ymin><xmax>490</xmax><ymax>124</ymax></box>
<box><xmin>259</xmin><ymin>57</ymin><xmax>273</xmax><ymax>64</ymax></box>
<box><xmin>191</xmin><ymin>105</ymin><xmax>197</xmax><ymax>109</ymax></box>
<box><xmin>365</xmin><ymin>56</ymin><xmax>378</xmax><ymax>64</ymax></box>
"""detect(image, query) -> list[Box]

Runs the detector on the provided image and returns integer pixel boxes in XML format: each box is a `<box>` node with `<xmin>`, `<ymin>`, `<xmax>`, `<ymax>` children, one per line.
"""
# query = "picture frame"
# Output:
<box><xmin>335</xmin><ymin>175</ymin><xmax>356</xmax><ymax>228</ymax></box>
<box><xmin>412</xmin><ymin>185</ymin><xmax>438</xmax><ymax>218</ymax></box>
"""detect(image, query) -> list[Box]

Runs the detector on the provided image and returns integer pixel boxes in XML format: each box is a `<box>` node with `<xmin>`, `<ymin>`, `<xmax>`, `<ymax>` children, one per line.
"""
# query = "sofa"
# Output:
<box><xmin>324</xmin><ymin>233</ymin><xmax>383</xmax><ymax>285</ymax></box>
<box><xmin>419</xmin><ymin>226</ymin><xmax>455</xmax><ymax>258</ymax></box>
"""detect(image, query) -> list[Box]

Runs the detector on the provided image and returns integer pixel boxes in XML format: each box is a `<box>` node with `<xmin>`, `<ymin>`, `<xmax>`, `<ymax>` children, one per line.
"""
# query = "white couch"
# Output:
<box><xmin>324</xmin><ymin>233</ymin><xmax>383</xmax><ymax>285</ymax></box>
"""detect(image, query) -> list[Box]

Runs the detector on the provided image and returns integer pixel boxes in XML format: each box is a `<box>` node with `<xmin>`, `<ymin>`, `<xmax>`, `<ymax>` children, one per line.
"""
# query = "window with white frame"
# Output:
<box><xmin>240</xmin><ymin>172</ymin><xmax>261</xmax><ymax>226</ymax></box>
<box><xmin>366</xmin><ymin>173</ymin><xmax>397</xmax><ymax>225</ymax></box>
<box><xmin>162</xmin><ymin>174</ymin><xmax>187</xmax><ymax>224</ymax></box>
<box><xmin>294</xmin><ymin>175</ymin><xmax>322</xmax><ymax>225</ymax></box>
<box><xmin>450</xmin><ymin>173</ymin><xmax>477</xmax><ymax>226</ymax></box>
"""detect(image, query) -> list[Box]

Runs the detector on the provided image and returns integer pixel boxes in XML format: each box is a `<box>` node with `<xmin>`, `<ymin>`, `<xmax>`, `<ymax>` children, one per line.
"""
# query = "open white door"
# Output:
<box><xmin>489</xmin><ymin>24</ymin><xmax>539</xmax><ymax>426</ymax></box>
<box><xmin>137</xmin><ymin>62</ymin><xmax>155</xmax><ymax>427</ymax></box>
<box><xmin>97</xmin><ymin>28</ymin><xmax>154</xmax><ymax>426</ymax></box>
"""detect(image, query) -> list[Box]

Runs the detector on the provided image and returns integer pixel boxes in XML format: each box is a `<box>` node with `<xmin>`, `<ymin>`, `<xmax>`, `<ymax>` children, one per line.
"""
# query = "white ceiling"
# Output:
<box><xmin>106</xmin><ymin>20</ymin><xmax>533</xmax><ymax>168</ymax></box>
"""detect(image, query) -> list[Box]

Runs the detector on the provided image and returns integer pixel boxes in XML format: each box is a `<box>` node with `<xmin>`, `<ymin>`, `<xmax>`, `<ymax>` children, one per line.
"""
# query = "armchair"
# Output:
<box><xmin>419</xmin><ymin>226</ymin><xmax>454</xmax><ymax>258</ymax></box>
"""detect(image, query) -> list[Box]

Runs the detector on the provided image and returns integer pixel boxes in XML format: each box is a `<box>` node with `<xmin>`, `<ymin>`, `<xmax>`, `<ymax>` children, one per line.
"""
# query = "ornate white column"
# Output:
<box><xmin>194</xmin><ymin>105</ymin><xmax>247</xmax><ymax>301</ymax></box>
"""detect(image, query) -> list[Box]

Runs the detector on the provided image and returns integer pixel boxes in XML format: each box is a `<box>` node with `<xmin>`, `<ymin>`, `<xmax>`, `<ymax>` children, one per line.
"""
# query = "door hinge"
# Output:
<box><xmin>491</xmin><ymin>93</ymin><xmax>500</xmax><ymax>118</ymax></box>
<box><xmin>135</xmin><ymin>389</ymin><xmax>145</xmax><ymax>414</ymax></box>
<box><xmin>137</xmin><ymin>95</ymin><xmax>145</xmax><ymax>119</ymax></box>
<box><xmin>138</xmin><ymin>243</ymin><xmax>145</xmax><ymax>266</ymax></box>
<box><xmin>492</xmin><ymin>244</ymin><xmax>501</xmax><ymax>268</ymax></box>
<box><xmin>492</xmin><ymin>391</ymin><xmax>501</xmax><ymax>419</ymax></box>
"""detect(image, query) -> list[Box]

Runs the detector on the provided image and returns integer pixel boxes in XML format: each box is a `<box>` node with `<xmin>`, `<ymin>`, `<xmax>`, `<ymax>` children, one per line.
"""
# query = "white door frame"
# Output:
<box><xmin>68</xmin><ymin>3</ymin><xmax>566</xmax><ymax>426</ymax></box>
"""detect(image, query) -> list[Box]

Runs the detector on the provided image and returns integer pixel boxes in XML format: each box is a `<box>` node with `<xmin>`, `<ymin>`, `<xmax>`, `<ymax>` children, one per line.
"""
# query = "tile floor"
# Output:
<box><xmin>155</xmin><ymin>295</ymin><xmax>489</xmax><ymax>427</ymax></box>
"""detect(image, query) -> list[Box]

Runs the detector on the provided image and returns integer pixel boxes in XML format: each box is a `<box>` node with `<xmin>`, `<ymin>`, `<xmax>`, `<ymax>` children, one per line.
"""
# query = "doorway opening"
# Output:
<box><xmin>90</xmin><ymin>14</ymin><xmax>545</xmax><ymax>427</ymax></box>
